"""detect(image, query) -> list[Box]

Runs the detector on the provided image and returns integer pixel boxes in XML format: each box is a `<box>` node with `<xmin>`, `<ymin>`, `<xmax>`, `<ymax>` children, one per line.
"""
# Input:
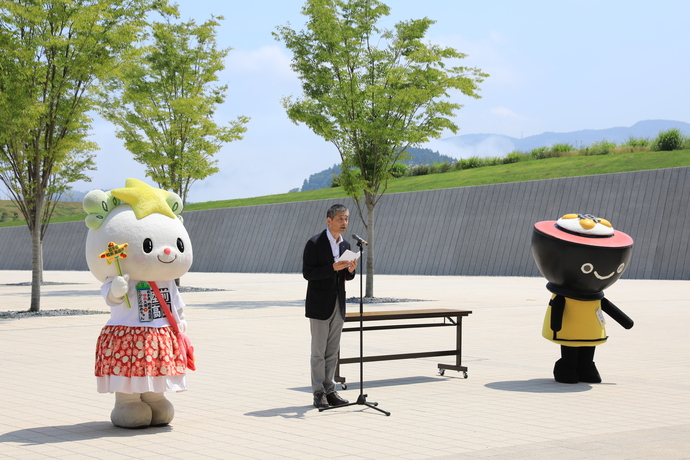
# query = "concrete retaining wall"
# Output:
<box><xmin>1</xmin><ymin>167</ymin><xmax>688</xmax><ymax>279</ymax></box>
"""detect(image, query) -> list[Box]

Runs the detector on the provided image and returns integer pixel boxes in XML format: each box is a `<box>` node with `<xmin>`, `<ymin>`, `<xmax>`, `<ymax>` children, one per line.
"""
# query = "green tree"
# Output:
<box><xmin>652</xmin><ymin>128</ymin><xmax>684</xmax><ymax>151</ymax></box>
<box><xmin>96</xmin><ymin>17</ymin><xmax>249</xmax><ymax>205</ymax></box>
<box><xmin>0</xmin><ymin>0</ymin><xmax>173</xmax><ymax>312</ymax></box>
<box><xmin>275</xmin><ymin>0</ymin><xmax>487</xmax><ymax>296</ymax></box>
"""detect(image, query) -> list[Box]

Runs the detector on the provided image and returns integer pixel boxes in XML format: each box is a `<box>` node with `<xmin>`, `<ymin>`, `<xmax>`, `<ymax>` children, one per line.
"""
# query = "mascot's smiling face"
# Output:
<box><xmin>531</xmin><ymin>213</ymin><xmax>633</xmax><ymax>295</ymax></box>
<box><xmin>84</xmin><ymin>178</ymin><xmax>193</xmax><ymax>283</ymax></box>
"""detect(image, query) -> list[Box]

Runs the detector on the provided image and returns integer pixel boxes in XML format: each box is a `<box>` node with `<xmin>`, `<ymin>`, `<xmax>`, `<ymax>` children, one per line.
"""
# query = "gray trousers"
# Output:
<box><xmin>310</xmin><ymin>300</ymin><xmax>344</xmax><ymax>395</ymax></box>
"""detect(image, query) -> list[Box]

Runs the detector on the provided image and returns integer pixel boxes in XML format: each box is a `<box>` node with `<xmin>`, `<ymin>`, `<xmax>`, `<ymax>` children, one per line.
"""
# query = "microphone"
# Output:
<box><xmin>352</xmin><ymin>234</ymin><xmax>368</xmax><ymax>246</ymax></box>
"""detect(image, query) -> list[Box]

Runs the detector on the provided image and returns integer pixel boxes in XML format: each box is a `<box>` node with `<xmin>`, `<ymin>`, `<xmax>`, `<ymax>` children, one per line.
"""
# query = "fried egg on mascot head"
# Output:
<box><xmin>531</xmin><ymin>213</ymin><xmax>633</xmax><ymax>384</ymax></box>
<box><xmin>84</xmin><ymin>178</ymin><xmax>193</xmax><ymax>428</ymax></box>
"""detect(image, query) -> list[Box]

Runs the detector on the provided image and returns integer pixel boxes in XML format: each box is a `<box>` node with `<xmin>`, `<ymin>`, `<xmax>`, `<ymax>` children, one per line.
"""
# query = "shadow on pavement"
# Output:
<box><xmin>245</xmin><ymin>405</ymin><xmax>313</xmax><ymax>419</ymax></box>
<box><xmin>0</xmin><ymin>421</ymin><xmax>173</xmax><ymax>445</ymax></box>
<box><xmin>485</xmin><ymin>378</ymin><xmax>597</xmax><ymax>393</ymax></box>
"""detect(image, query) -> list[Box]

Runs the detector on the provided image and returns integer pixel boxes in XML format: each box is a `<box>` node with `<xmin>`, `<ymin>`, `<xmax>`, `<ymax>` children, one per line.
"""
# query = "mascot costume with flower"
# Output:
<box><xmin>531</xmin><ymin>213</ymin><xmax>634</xmax><ymax>384</ymax></box>
<box><xmin>84</xmin><ymin>178</ymin><xmax>194</xmax><ymax>428</ymax></box>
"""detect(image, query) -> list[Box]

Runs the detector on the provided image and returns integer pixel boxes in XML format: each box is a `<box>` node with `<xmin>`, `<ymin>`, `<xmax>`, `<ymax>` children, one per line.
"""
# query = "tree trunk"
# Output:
<box><xmin>29</xmin><ymin>214</ymin><xmax>42</xmax><ymax>312</ymax></box>
<box><xmin>365</xmin><ymin>194</ymin><xmax>375</xmax><ymax>298</ymax></box>
<box><xmin>39</xmin><ymin>239</ymin><xmax>44</xmax><ymax>283</ymax></box>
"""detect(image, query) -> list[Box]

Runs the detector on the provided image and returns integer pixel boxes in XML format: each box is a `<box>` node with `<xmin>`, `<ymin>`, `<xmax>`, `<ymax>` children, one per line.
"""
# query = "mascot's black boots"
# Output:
<box><xmin>554</xmin><ymin>346</ymin><xmax>601</xmax><ymax>384</ymax></box>
<box><xmin>576</xmin><ymin>346</ymin><xmax>601</xmax><ymax>383</ymax></box>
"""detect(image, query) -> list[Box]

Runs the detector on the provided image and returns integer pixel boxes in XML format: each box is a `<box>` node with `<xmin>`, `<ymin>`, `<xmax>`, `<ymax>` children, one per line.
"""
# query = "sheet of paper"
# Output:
<box><xmin>336</xmin><ymin>250</ymin><xmax>360</xmax><ymax>262</ymax></box>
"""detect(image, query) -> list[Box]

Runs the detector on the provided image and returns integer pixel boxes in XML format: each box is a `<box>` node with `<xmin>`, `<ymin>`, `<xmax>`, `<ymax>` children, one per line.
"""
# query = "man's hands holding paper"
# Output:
<box><xmin>334</xmin><ymin>250</ymin><xmax>360</xmax><ymax>273</ymax></box>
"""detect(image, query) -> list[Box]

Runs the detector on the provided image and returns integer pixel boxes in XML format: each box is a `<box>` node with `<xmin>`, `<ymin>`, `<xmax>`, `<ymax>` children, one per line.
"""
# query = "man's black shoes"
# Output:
<box><xmin>326</xmin><ymin>391</ymin><xmax>349</xmax><ymax>406</ymax></box>
<box><xmin>313</xmin><ymin>392</ymin><xmax>329</xmax><ymax>408</ymax></box>
<box><xmin>314</xmin><ymin>391</ymin><xmax>349</xmax><ymax>408</ymax></box>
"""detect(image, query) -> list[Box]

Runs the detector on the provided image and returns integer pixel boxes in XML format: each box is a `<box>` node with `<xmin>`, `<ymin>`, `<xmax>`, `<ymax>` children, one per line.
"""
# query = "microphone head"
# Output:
<box><xmin>352</xmin><ymin>234</ymin><xmax>368</xmax><ymax>245</ymax></box>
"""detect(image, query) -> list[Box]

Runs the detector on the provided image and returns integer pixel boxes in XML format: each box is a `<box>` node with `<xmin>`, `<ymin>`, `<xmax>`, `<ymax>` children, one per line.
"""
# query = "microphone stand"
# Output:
<box><xmin>320</xmin><ymin>238</ymin><xmax>390</xmax><ymax>416</ymax></box>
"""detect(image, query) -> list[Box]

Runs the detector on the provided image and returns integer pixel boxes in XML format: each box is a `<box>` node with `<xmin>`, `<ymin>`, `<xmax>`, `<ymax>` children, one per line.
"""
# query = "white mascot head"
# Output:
<box><xmin>84</xmin><ymin>178</ymin><xmax>193</xmax><ymax>282</ymax></box>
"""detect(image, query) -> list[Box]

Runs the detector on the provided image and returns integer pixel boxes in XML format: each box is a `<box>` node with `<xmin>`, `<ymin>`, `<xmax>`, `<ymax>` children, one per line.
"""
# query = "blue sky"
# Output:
<box><xmin>74</xmin><ymin>0</ymin><xmax>690</xmax><ymax>203</ymax></box>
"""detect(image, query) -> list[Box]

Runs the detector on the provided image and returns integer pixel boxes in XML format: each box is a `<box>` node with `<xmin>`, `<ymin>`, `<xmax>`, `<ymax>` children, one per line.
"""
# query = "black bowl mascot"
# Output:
<box><xmin>531</xmin><ymin>213</ymin><xmax>634</xmax><ymax>384</ymax></box>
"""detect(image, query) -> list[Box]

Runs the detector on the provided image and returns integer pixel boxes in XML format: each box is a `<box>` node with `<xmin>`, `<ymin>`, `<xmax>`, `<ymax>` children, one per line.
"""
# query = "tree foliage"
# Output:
<box><xmin>96</xmin><ymin>16</ymin><xmax>249</xmax><ymax>205</ymax></box>
<box><xmin>275</xmin><ymin>0</ymin><xmax>487</xmax><ymax>296</ymax></box>
<box><xmin>0</xmin><ymin>0</ymin><xmax>173</xmax><ymax>311</ymax></box>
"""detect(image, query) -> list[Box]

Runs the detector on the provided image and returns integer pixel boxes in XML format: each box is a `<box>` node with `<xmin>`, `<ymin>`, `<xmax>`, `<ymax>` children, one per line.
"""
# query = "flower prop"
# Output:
<box><xmin>100</xmin><ymin>242</ymin><xmax>131</xmax><ymax>308</ymax></box>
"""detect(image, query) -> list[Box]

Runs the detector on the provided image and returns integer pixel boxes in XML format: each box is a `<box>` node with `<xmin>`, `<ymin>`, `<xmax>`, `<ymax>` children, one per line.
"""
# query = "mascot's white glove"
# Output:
<box><xmin>109</xmin><ymin>274</ymin><xmax>130</xmax><ymax>299</ymax></box>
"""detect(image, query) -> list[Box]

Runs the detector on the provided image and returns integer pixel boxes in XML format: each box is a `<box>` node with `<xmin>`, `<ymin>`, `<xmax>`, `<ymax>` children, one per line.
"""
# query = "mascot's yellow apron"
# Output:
<box><xmin>542</xmin><ymin>295</ymin><xmax>608</xmax><ymax>346</ymax></box>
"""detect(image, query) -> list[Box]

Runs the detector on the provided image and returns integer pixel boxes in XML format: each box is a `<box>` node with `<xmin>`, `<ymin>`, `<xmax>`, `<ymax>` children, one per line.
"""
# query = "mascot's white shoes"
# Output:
<box><xmin>110</xmin><ymin>392</ymin><xmax>175</xmax><ymax>428</ymax></box>
<box><xmin>141</xmin><ymin>392</ymin><xmax>175</xmax><ymax>426</ymax></box>
<box><xmin>111</xmin><ymin>393</ymin><xmax>152</xmax><ymax>429</ymax></box>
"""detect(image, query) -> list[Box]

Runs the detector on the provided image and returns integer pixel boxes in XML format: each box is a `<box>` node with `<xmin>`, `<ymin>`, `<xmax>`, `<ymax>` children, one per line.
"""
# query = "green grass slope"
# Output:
<box><xmin>187</xmin><ymin>148</ymin><xmax>690</xmax><ymax>210</ymax></box>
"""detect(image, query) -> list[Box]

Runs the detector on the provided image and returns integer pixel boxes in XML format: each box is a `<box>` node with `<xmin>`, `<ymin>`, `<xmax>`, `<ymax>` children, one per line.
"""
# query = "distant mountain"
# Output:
<box><xmin>401</xmin><ymin>146</ymin><xmax>457</xmax><ymax>166</ymax></box>
<box><xmin>439</xmin><ymin>120</ymin><xmax>690</xmax><ymax>158</ymax></box>
<box><xmin>301</xmin><ymin>164</ymin><xmax>341</xmax><ymax>192</ymax></box>
<box><xmin>300</xmin><ymin>147</ymin><xmax>454</xmax><ymax>191</ymax></box>
<box><xmin>59</xmin><ymin>190</ymin><xmax>88</xmax><ymax>202</ymax></box>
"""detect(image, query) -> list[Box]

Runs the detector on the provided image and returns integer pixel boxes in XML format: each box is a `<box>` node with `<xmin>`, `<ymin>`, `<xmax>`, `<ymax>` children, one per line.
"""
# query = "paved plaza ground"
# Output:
<box><xmin>1</xmin><ymin>270</ymin><xmax>689</xmax><ymax>459</ymax></box>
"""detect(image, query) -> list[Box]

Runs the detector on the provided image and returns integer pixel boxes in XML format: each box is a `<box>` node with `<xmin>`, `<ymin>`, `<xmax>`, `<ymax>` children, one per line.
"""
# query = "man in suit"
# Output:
<box><xmin>303</xmin><ymin>204</ymin><xmax>357</xmax><ymax>408</ymax></box>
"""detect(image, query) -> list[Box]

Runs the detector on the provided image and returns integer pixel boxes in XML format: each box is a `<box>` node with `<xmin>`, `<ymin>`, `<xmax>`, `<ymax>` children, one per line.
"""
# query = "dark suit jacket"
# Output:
<box><xmin>303</xmin><ymin>229</ymin><xmax>356</xmax><ymax>320</ymax></box>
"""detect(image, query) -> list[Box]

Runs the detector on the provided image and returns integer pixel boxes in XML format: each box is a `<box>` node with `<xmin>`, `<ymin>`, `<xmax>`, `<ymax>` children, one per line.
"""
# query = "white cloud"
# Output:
<box><xmin>487</xmin><ymin>30</ymin><xmax>507</xmax><ymax>45</ymax></box>
<box><xmin>225</xmin><ymin>45</ymin><xmax>294</xmax><ymax>79</ymax></box>
<box><xmin>489</xmin><ymin>106</ymin><xmax>519</xmax><ymax>117</ymax></box>
<box><xmin>425</xmin><ymin>136</ymin><xmax>516</xmax><ymax>160</ymax></box>
<box><xmin>432</xmin><ymin>31</ymin><xmax>526</xmax><ymax>89</ymax></box>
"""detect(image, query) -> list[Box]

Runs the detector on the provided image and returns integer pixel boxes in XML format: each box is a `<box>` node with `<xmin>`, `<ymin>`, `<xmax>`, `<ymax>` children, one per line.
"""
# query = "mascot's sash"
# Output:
<box><xmin>149</xmin><ymin>281</ymin><xmax>196</xmax><ymax>371</ymax></box>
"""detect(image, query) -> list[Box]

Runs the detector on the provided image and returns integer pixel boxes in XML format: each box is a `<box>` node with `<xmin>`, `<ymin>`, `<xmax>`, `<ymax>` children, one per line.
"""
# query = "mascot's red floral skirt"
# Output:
<box><xmin>95</xmin><ymin>325</ymin><xmax>187</xmax><ymax>394</ymax></box>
